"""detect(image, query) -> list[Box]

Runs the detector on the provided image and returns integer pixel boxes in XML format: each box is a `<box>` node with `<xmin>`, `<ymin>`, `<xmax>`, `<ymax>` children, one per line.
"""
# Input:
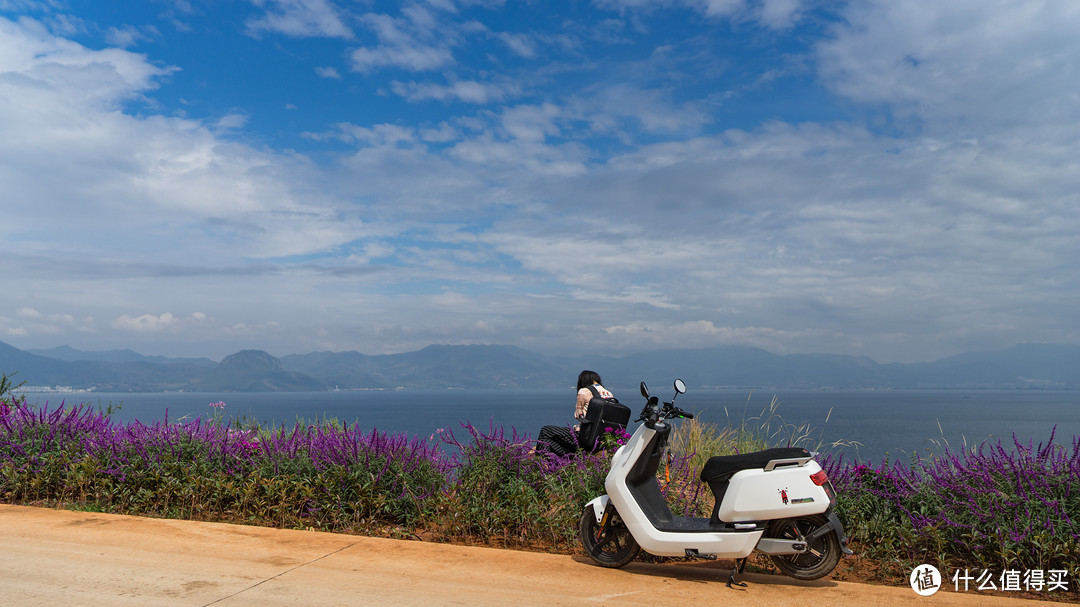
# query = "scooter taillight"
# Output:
<box><xmin>810</xmin><ymin>470</ymin><xmax>829</xmax><ymax>486</ymax></box>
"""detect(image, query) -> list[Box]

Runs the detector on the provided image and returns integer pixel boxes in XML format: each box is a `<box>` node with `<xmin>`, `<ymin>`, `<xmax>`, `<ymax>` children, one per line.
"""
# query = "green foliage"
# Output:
<box><xmin>435</xmin><ymin>424</ymin><xmax>607</xmax><ymax>550</ymax></box>
<box><xmin>828</xmin><ymin>434</ymin><xmax>1080</xmax><ymax>582</ymax></box>
<box><xmin>0</xmin><ymin>402</ymin><xmax>450</xmax><ymax>533</ymax></box>
<box><xmin>666</xmin><ymin>393</ymin><xmax>858</xmax><ymax>519</ymax></box>
<box><xmin>728</xmin><ymin>393</ymin><xmax>860</xmax><ymax>456</ymax></box>
<box><xmin>0</xmin><ymin>371</ymin><xmax>26</xmax><ymax>414</ymax></box>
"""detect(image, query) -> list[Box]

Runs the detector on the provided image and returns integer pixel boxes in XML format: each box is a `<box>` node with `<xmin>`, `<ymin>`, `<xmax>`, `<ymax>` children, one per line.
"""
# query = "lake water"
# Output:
<box><xmin>26</xmin><ymin>387</ymin><xmax>1080</xmax><ymax>465</ymax></box>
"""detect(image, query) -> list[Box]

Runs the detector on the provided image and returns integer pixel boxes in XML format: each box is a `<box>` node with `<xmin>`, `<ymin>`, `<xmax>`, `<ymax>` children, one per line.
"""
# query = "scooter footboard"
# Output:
<box><xmin>716</xmin><ymin>461</ymin><xmax>831</xmax><ymax>522</ymax></box>
<box><xmin>607</xmin><ymin>490</ymin><xmax>764</xmax><ymax>558</ymax></box>
<box><xmin>634</xmin><ymin>528</ymin><xmax>763</xmax><ymax>558</ymax></box>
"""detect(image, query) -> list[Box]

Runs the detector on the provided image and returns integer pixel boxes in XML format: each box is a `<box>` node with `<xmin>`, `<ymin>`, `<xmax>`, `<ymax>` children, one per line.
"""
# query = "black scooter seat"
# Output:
<box><xmin>700</xmin><ymin>447</ymin><xmax>812</xmax><ymax>482</ymax></box>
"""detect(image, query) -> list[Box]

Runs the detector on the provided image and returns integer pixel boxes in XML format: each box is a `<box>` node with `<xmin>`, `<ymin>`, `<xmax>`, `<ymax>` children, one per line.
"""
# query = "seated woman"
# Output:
<box><xmin>536</xmin><ymin>370</ymin><xmax>615</xmax><ymax>457</ymax></box>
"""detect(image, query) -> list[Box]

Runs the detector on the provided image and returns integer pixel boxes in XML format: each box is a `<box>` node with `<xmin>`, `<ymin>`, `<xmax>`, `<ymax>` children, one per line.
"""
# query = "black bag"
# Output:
<box><xmin>577</xmin><ymin>386</ymin><xmax>631</xmax><ymax>452</ymax></box>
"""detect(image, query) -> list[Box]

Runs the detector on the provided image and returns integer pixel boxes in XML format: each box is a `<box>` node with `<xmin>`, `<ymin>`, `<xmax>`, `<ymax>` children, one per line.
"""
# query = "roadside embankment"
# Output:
<box><xmin>0</xmin><ymin>505</ymin><xmax>1071</xmax><ymax>606</ymax></box>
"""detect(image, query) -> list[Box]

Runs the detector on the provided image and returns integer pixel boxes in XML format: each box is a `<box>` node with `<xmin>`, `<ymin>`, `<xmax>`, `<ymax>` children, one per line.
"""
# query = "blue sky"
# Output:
<box><xmin>1</xmin><ymin>0</ymin><xmax>1078</xmax><ymax>363</ymax></box>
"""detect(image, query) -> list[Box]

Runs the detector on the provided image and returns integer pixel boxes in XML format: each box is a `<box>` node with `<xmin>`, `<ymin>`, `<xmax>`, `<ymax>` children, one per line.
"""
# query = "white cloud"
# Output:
<box><xmin>571</xmin><ymin>286</ymin><xmax>682</xmax><ymax>310</ymax></box>
<box><xmin>700</xmin><ymin>0</ymin><xmax>743</xmax><ymax>17</ymax></box>
<box><xmin>576</xmin><ymin>83</ymin><xmax>712</xmax><ymax>135</ymax></box>
<box><xmin>350</xmin><ymin>11</ymin><xmax>453</xmax><ymax>72</ymax></box>
<box><xmin>817</xmin><ymin>0</ymin><xmax>1080</xmax><ymax>133</ymax></box>
<box><xmin>348</xmin><ymin>5</ymin><xmax>481</xmax><ymax>73</ymax></box>
<box><xmin>497</xmin><ymin>103</ymin><xmax>562</xmax><ymax>142</ymax></box>
<box><xmin>351</xmin><ymin>42</ymin><xmax>453</xmax><ymax>72</ymax></box>
<box><xmin>757</xmin><ymin>0</ymin><xmax>801</xmax><ymax>29</ymax></box>
<box><xmin>225</xmin><ymin>320</ymin><xmax>281</xmax><ymax>336</ymax></box>
<box><xmin>595</xmin><ymin>0</ymin><xmax>805</xmax><ymax>29</ymax></box>
<box><xmin>2</xmin><ymin>3</ymin><xmax>1079</xmax><ymax>363</ymax></box>
<box><xmin>112</xmin><ymin>312</ymin><xmax>179</xmax><ymax>332</ymax></box>
<box><xmin>419</xmin><ymin>122</ymin><xmax>459</xmax><ymax>143</ymax></box>
<box><xmin>0</xmin><ymin>18</ymin><xmax>167</xmax><ymax>109</ymax></box>
<box><xmin>497</xmin><ymin>32</ymin><xmax>536</xmax><ymax>58</ymax></box>
<box><xmin>16</xmin><ymin>307</ymin><xmax>42</xmax><ymax>319</ymax></box>
<box><xmin>449</xmin><ymin>135</ymin><xmax>589</xmax><ymax>177</ymax></box>
<box><xmin>601</xmin><ymin>321</ymin><xmax>820</xmax><ymax>350</ymax></box>
<box><xmin>104</xmin><ymin>24</ymin><xmax>157</xmax><ymax>48</ymax></box>
<box><xmin>111</xmin><ymin>312</ymin><xmax>210</xmax><ymax>333</ymax></box>
<box><xmin>3</xmin><ymin>308</ymin><xmax>93</xmax><ymax>336</ymax></box>
<box><xmin>320</xmin><ymin>122</ymin><xmax>417</xmax><ymax>146</ymax></box>
<box><xmin>390</xmin><ymin>78</ymin><xmax>522</xmax><ymax>104</ymax></box>
<box><xmin>0</xmin><ymin>16</ymin><xmax>360</xmax><ymax>261</ymax></box>
<box><xmin>246</xmin><ymin>0</ymin><xmax>353</xmax><ymax>38</ymax></box>
<box><xmin>214</xmin><ymin>112</ymin><xmax>249</xmax><ymax>130</ymax></box>
<box><xmin>315</xmin><ymin>65</ymin><xmax>341</xmax><ymax>78</ymax></box>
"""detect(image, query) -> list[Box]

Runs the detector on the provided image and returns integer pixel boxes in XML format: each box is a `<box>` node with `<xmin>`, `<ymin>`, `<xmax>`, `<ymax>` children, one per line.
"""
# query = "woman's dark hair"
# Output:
<box><xmin>577</xmin><ymin>370</ymin><xmax>603</xmax><ymax>391</ymax></box>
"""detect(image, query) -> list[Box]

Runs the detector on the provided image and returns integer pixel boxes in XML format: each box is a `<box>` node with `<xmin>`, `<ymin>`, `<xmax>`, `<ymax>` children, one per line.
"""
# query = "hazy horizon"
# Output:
<box><xmin>10</xmin><ymin>338</ymin><xmax>1072</xmax><ymax>368</ymax></box>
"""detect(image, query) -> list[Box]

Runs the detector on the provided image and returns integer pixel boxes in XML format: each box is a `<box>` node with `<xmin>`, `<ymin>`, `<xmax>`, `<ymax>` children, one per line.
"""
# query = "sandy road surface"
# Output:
<box><xmin>0</xmin><ymin>504</ymin><xmax>1070</xmax><ymax>606</ymax></box>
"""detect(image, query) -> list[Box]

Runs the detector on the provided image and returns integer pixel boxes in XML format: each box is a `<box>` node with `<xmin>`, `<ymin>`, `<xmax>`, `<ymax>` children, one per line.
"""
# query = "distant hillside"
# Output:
<box><xmin>281</xmin><ymin>344</ymin><xmax>568</xmax><ymax>389</ymax></box>
<box><xmin>2</xmin><ymin>343</ymin><xmax>322</xmax><ymax>392</ymax></box>
<box><xmin>570</xmin><ymin>346</ymin><xmax>890</xmax><ymax>390</ymax></box>
<box><xmin>26</xmin><ymin>345</ymin><xmax>215</xmax><ymax>367</ymax></box>
<box><xmin>195</xmin><ymin>350</ymin><xmax>326</xmax><ymax>392</ymax></box>
<box><xmin>0</xmin><ymin>341</ymin><xmax>206</xmax><ymax>391</ymax></box>
<box><xmin>882</xmin><ymin>343</ymin><xmax>1080</xmax><ymax>388</ymax></box>
<box><xmin>3</xmin><ymin>340</ymin><xmax>1078</xmax><ymax>391</ymax></box>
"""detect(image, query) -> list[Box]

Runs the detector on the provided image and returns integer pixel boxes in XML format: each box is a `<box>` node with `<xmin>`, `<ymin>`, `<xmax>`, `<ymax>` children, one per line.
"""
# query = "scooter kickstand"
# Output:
<box><xmin>726</xmin><ymin>557</ymin><xmax>748</xmax><ymax>589</ymax></box>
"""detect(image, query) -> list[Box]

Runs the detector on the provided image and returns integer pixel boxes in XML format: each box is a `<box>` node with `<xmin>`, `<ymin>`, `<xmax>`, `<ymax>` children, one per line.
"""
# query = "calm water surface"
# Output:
<box><xmin>28</xmin><ymin>388</ymin><xmax>1080</xmax><ymax>465</ymax></box>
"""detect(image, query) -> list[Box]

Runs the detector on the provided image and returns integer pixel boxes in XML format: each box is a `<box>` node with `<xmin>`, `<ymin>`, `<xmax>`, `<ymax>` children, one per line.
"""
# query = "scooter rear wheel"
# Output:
<box><xmin>579</xmin><ymin>507</ymin><xmax>641</xmax><ymax>568</ymax></box>
<box><xmin>765</xmin><ymin>514</ymin><xmax>841</xmax><ymax>580</ymax></box>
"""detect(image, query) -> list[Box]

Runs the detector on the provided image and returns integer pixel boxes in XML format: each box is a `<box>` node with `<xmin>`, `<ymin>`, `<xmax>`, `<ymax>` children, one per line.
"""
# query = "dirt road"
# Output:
<box><xmin>0</xmin><ymin>504</ymin><xmax>1069</xmax><ymax>606</ymax></box>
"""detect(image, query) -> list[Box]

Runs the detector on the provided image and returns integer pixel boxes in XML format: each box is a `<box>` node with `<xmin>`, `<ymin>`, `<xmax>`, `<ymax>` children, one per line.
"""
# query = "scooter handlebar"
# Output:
<box><xmin>635</xmin><ymin>396</ymin><xmax>660</xmax><ymax>423</ymax></box>
<box><xmin>636</xmin><ymin>388</ymin><xmax>693</xmax><ymax>424</ymax></box>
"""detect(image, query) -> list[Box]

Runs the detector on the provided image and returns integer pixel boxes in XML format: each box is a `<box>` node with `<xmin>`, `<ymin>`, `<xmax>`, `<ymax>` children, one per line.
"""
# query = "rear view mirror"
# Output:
<box><xmin>640</xmin><ymin>382</ymin><xmax>650</xmax><ymax>399</ymax></box>
<box><xmin>674</xmin><ymin>379</ymin><xmax>686</xmax><ymax>394</ymax></box>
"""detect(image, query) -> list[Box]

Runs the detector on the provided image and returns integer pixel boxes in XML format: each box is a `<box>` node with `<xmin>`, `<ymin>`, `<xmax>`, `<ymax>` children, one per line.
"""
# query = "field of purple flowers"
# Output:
<box><xmin>824</xmin><ymin>431</ymin><xmax>1080</xmax><ymax>582</ymax></box>
<box><xmin>0</xmin><ymin>393</ymin><xmax>611</xmax><ymax>548</ymax></box>
<box><xmin>1</xmin><ymin>377</ymin><xmax>1077</xmax><ymax>590</ymax></box>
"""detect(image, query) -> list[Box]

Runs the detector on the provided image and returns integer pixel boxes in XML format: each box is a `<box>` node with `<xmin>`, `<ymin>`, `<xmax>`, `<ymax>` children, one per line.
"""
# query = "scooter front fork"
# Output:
<box><xmin>595</xmin><ymin>508</ymin><xmax>612</xmax><ymax>542</ymax></box>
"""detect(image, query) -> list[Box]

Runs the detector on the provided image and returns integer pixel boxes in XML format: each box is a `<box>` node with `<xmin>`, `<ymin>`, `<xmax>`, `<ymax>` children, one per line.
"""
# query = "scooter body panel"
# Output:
<box><xmin>717</xmin><ymin>463</ymin><xmax>830</xmax><ymax>522</ymax></box>
<box><xmin>604</xmin><ymin>424</ymin><xmax>764</xmax><ymax>558</ymax></box>
<box><xmin>608</xmin><ymin>487</ymin><xmax>763</xmax><ymax>557</ymax></box>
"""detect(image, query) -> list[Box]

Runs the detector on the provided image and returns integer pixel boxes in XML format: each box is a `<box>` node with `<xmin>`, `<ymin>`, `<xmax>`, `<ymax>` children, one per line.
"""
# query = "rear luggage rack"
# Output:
<box><xmin>764</xmin><ymin>451</ymin><xmax>816</xmax><ymax>470</ymax></box>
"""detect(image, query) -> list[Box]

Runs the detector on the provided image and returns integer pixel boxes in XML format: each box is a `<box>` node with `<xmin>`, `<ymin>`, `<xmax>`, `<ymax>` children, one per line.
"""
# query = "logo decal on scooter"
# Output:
<box><xmin>790</xmin><ymin>497</ymin><xmax>815</xmax><ymax>504</ymax></box>
<box><xmin>779</xmin><ymin>488</ymin><xmax>789</xmax><ymax>505</ymax></box>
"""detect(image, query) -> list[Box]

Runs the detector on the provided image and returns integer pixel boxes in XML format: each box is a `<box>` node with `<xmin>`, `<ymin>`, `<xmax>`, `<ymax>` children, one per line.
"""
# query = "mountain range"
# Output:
<box><xmin>1</xmin><ymin>340</ymin><xmax>1077</xmax><ymax>392</ymax></box>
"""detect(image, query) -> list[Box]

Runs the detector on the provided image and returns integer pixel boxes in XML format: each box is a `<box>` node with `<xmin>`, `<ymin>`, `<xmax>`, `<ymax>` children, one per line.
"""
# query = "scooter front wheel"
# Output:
<box><xmin>579</xmin><ymin>506</ymin><xmax>641</xmax><ymax>568</ymax></box>
<box><xmin>765</xmin><ymin>514</ymin><xmax>841</xmax><ymax>580</ymax></box>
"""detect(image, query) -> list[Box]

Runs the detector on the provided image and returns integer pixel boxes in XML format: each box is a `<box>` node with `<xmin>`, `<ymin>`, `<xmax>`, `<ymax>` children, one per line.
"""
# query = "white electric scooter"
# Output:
<box><xmin>580</xmin><ymin>379</ymin><xmax>852</xmax><ymax>586</ymax></box>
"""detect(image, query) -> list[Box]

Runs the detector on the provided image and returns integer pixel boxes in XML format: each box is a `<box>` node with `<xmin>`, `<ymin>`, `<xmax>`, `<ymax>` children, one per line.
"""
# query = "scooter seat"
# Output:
<box><xmin>699</xmin><ymin>447</ymin><xmax>812</xmax><ymax>482</ymax></box>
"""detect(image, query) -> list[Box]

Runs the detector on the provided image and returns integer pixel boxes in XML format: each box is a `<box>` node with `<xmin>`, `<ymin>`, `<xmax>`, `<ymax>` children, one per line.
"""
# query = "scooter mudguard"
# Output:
<box><xmin>585</xmin><ymin>495</ymin><xmax>610</xmax><ymax>524</ymax></box>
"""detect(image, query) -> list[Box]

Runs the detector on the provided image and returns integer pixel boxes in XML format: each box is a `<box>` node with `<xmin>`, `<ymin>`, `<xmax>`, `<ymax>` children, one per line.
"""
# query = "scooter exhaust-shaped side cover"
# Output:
<box><xmin>755</xmin><ymin>538</ymin><xmax>809</xmax><ymax>555</ymax></box>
